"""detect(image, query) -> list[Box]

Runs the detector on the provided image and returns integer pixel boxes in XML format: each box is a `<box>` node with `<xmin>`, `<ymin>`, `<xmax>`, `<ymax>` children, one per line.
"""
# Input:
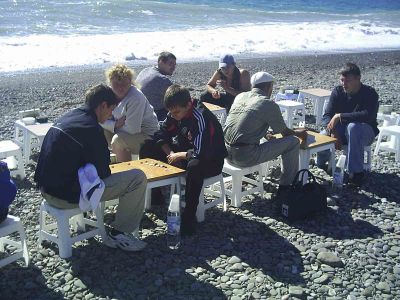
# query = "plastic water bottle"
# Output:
<box><xmin>332</xmin><ymin>155</ymin><xmax>346</xmax><ymax>195</ymax></box>
<box><xmin>166</xmin><ymin>194</ymin><xmax>181</xmax><ymax>250</ymax></box>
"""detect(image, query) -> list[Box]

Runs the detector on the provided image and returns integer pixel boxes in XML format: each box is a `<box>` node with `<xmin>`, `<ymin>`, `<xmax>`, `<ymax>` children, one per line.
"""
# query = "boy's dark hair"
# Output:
<box><xmin>164</xmin><ymin>84</ymin><xmax>191</xmax><ymax>109</ymax></box>
<box><xmin>339</xmin><ymin>63</ymin><xmax>361</xmax><ymax>77</ymax></box>
<box><xmin>85</xmin><ymin>84</ymin><xmax>118</xmax><ymax>110</ymax></box>
<box><xmin>158</xmin><ymin>51</ymin><xmax>176</xmax><ymax>63</ymax></box>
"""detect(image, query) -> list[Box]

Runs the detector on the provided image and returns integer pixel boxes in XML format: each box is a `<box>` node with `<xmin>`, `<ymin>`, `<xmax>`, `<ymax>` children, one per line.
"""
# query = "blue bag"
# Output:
<box><xmin>0</xmin><ymin>161</ymin><xmax>17</xmax><ymax>223</ymax></box>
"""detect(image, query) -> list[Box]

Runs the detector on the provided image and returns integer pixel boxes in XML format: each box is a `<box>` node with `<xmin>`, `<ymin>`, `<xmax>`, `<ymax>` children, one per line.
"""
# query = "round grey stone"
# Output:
<box><xmin>228</xmin><ymin>256</ymin><xmax>242</xmax><ymax>264</ymax></box>
<box><xmin>288</xmin><ymin>286</ymin><xmax>304</xmax><ymax>297</ymax></box>
<box><xmin>314</xmin><ymin>274</ymin><xmax>330</xmax><ymax>284</ymax></box>
<box><xmin>74</xmin><ymin>279</ymin><xmax>87</xmax><ymax>289</ymax></box>
<box><xmin>230</xmin><ymin>263</ymin><xmax>244</xmax><ymax>271</ymax></box>
<box><xmin>376</xmin><ymin>281</ymin><xmax>391</xmax><ymax>293</ymax></box>
<box><xmin>65</xmin><ymin>273</ymin><xmax>74</xmax><ymax>282</ymax></box>
<box><xmin>317</xmin><ymin>252</ymin><xmax>344</xmax><ymax>267</ymax></box>
<box><xmin>362</xmin><ymin>286</ymin><xmax>374</xmax><ymax>297</ymax></box>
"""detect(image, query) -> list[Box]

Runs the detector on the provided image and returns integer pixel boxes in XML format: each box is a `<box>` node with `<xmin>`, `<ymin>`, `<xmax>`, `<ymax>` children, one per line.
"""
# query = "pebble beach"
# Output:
<box><xmin>1</xmin><ymin>50</ymin><xmax>400</xmax><ymax>300</ymax></box>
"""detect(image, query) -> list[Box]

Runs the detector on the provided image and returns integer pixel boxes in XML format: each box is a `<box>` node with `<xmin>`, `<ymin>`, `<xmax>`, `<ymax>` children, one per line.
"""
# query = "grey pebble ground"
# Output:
<box><xmin>0</xmin><ymin>51</ymin><xmax>399</xmax><ymax>300</ymax></box>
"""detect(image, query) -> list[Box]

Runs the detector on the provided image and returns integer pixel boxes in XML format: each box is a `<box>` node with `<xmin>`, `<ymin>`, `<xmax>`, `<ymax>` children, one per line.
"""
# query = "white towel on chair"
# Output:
<box><xmin>78</xmin><ymin>163</ymin><xmax>105</xmax><ymax>211</ymax></box>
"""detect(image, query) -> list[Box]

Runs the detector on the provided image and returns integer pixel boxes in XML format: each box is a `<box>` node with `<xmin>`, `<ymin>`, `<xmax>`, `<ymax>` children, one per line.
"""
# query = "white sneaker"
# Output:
<box><xmin>107</xmin><ymin>232</ymin><xmax>147</xmax><ymax>252</ymax></box>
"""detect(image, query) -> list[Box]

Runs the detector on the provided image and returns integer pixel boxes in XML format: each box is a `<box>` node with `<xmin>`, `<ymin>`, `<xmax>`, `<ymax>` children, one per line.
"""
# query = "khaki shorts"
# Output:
<box><xmin>104</xmin><ymin>130</ymin><xmax>149</xmax><ymax>155</ymax></box>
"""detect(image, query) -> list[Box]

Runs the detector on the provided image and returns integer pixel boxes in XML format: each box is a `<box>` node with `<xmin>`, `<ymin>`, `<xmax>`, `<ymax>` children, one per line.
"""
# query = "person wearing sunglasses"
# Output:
<box><xmin>200</xmin><ymin>54</ymin><xmax>251</xmax><ymax>113</ymax></box>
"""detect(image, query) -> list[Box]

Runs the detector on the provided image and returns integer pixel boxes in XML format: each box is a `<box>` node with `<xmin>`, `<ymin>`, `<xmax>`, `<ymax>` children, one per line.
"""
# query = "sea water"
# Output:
<box><xmin>1</xmin><ymin>0</ymin><xmax>400</xmax><ymax>73</ymax></box>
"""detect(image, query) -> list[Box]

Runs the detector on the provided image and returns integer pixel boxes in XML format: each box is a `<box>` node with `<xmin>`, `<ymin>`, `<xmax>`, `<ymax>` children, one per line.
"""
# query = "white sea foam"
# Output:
<box><xmin>1</xmin><ymin>21</ymin><xmax>400</xmax><ymax>72</ymax></box>
<box><xmin>140</xmin><ymin>10</ymin><xmax>155</xmax><ymax>16</ymax></box>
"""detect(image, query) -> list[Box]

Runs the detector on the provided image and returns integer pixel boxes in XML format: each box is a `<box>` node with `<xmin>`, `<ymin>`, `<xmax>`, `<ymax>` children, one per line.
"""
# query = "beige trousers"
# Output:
<box><xmin>104</xmin><ymin>130</ymin><xmax>148</xmax><ymax>155</ymax></box>
<box><xmin>42</xmin><ymin>169</ymin><xmax>147</xmax><ymax>233</ymax></box>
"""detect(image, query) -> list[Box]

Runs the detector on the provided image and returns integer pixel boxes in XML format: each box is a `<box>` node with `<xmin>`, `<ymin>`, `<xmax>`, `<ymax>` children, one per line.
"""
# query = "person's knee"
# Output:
<box><xmin>127</xmin><ymin>169</ymin><xmax>147</xmax><ymax>186</ymax></box>
<box><xmin>186</xmin><ymin>159</ymin><xmax>203</xmax><ymax>181</ymax></box>
<box><xmin>111</xmin><ymin>134</ymin><xmax>128</xmax><ymax>150</ymax></box>
<box><xmin>186</xmin><ymin>159</ymin><xmax>201</xmax><ymax>174</ymax></box>
<box><xmin>346</xmin><ymin>122</ymin><xmax>361</xmax><ymax>134</ymax></box>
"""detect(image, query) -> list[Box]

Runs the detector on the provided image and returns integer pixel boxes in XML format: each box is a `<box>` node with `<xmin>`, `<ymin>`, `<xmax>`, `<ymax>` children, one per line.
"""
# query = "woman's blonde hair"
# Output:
<box><xmin>105</xmin><ymin>64</ymin><xmax>138</xmax><ymax>86</ymax></box>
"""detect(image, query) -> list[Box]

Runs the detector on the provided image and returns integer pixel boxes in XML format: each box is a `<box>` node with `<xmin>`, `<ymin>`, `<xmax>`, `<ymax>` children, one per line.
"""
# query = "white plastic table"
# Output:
<box><xmin>298</xmin><ymin>88</ymin><xmax>331</xmax><ymax>127</ymax></box>
<box><xmin>203</xmin><ymin>102</ymin><xmax>227</xmax><ymax>126</ymax></box>
<box><xmin>14</xmin><ymin>120</ymin><xmax>52</xmax><ymax>163</ymax></box>
<box><xmin>299</xmin><ymin>131</ymin><xmax>337</xmax><ymax>183</ymax></box>
<box><xmin>275</xmin><ymin>92</ymin><xmax>300</xmax><ymax>101</ymax></box>
<box><xmin>276</xmin><ymin>100</ymin><xmax>306</xmax><ymax>129</ymax></box>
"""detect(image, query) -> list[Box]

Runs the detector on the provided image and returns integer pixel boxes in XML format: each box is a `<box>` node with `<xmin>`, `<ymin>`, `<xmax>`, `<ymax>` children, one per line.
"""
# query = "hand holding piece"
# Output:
<box><xmin>167</xmin><ymin>152</ymin><xmax>186</xmax><ymax>166</ymax></box>
<box><xmin>212</xmin><ymin>90</ymin><xmax>221</xmax><ymax>99</ymax></box>
<box><xmin>327</xmin><ymin>113</ymin><xmax>340</xmax><ymax>131</ymax></box>
<box><xmin>217</xmin><ymin>79</ymin><xmax>228</xmax><ymax>90</ymax></box>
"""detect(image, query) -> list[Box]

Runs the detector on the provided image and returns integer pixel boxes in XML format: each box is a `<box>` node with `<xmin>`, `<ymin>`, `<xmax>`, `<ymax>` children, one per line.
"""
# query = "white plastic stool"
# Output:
<box><xmin>276</xmin><ymin>100</ymin><xmax>306</xmax><ymax>129</ymax></box>
<box><xmin>343</xmin><ymin>145</ymin><xmax>373</xmax><ymax>171</ymax></box>
<box><xmin>196</xmin><ymin>174</ymin><xmax>226</xmax><ymax>222</ymax></box>
<box><xmin>0</xmin><ymin>140</ymin><xmax>25</xmax><ymax>179</ymax></box>
<box><xmin>0</xmin><ymin>215</ymin><xmax>29</xmax><ymax>267</ymax></box>
<box><xmin>374</xmin><ymin>125</ymin><xmax>400</xmax><ymax>162</ymax></box>
<box><xmin>223</xmin><ymin>159</ymin><xmax>264</xmax><ymax>208</ymax></box>
<box><xmin>38</xmin><ymin>200</ymin><xmax>106</xmax><ymax>258</ymax></box>
<box><xmin>180</xmin><ymin>174</ymin><xmax>226</xmax><ymax>222</ymax></box>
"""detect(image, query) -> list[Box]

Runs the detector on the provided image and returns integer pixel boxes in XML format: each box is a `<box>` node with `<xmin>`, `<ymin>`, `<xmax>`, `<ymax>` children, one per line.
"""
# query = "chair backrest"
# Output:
<box><xmin>18</xmin><ymin>108</ymin><xmax>40</xmax><ymax>119</ymax></box>
<box><xmin>394</xmin><ymin>113</ymin><xmax>400</xmax><ymax>126</ymax></box>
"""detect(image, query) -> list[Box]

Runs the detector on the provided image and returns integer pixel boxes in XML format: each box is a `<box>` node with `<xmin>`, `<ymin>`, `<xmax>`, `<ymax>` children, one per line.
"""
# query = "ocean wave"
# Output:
<box><xmin>1</xmin><ymin>21</ymin><xmax>400</xmax><ymax>72</ymax></box>
<box><xmin>140</xmin><ymin>10</ymin><xmax>155</xmax><ymax>16</ymax></box>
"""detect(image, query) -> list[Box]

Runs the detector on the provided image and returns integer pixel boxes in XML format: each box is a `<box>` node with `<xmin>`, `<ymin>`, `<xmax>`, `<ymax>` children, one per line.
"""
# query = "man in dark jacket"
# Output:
<box><xmin>35</xmin><ymin>84</ymin><xmax>148</xmax><ymax>252</ymax></box>
<box><xmin>317</xmin><ymin>63</ymin><xmax>379</xmax><ymax>187</ymax></box>
<box><xmin>140</xmin><ymin>84</ymin><xmax>227</xmax><ymax>236</ymax></box>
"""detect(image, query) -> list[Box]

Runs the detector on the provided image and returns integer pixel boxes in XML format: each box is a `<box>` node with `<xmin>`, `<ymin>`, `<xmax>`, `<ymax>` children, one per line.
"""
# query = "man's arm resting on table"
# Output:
<box><xmin>281</xmin><ymin>127</ymin><xmax>308</xmax><ymax>140</ymax></box>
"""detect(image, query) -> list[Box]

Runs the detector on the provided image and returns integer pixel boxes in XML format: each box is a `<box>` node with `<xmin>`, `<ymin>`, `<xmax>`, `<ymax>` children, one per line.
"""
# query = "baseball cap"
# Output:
<box><xmin>219</xmin><ymin>54</ymin><xmax>235</xmax><ymax>68</ymax></box>
<box><xmin>251</xmin><ymin>71</ymin><xmax>275</xmax><ymax>87</ymax></box>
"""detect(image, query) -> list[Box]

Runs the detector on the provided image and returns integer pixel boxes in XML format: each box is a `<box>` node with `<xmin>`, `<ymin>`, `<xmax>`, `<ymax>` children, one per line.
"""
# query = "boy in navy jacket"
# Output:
<box><xmin>140</xmin><ymin>84</ymin><xmax>227</xmax><ymax>236</ymax></box>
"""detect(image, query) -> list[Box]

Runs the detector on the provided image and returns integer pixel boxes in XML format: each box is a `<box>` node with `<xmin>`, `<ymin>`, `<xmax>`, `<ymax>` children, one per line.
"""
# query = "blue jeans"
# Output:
<box><xmin>317</xmin><ymin>122</ymin><xmax>375</xmax><ymax>174</ymax></box>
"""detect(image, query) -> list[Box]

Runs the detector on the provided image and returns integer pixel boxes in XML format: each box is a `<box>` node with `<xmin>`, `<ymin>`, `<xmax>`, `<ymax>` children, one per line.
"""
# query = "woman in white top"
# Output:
<box><xmin>102</xmin><ymin>64</ymin><xmax>159</xmax><ymax>162</ymax></box>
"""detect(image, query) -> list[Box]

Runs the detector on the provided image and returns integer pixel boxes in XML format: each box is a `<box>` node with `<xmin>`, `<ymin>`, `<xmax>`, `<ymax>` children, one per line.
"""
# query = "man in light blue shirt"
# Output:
<box><xmin>136</xmin><ymin>51</ymin><xmax>176</xmax><ymax>121</ymax></box>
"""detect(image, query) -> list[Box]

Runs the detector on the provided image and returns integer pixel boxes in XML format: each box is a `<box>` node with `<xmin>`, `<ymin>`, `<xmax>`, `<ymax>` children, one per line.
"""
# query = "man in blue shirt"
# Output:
<box><xmin>136</xmin><ymin>52</ymin><xmax>176</xmax><ymax>121</ymax></box>
<box><xmin>317</xmin><ymin>63</ymin><xmax>379</xmax><ymax>187</ymax></box>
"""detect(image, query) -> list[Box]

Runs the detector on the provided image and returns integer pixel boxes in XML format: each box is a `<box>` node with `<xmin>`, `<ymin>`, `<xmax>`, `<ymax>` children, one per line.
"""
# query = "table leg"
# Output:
<box><xmin>314</xmin><ymin>98</ymin><xmax>323</xmax><ymax>127</ymax></box>
<box><xmin>288</xmin><ymin>107</ymin><xmax>294</xmax><ymax>129</ymax></box>
<box><xmin>23</xmin><ymin>130</ymin><xmax>30</xmax><ymax>164</ymax></box>
<box><xmin>315</xmin><ymin>97</ymin><xmax>329</xmax><ymax>127</ymax></box>
<box><xmin>299</xmin><ymin>150</ymin><xmax>310</xmax><ymax>184</ymax></box>
<box><xmin>328</xmin><ymin>144</ymin><xmax>336</xmax><ymax>178</ymax></box>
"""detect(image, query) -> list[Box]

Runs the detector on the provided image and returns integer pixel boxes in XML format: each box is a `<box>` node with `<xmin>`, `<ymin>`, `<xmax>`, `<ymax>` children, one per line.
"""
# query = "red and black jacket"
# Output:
<box><xmin>154</xmin><ymin>100</ymin><xmax>227</xmax><ymax>162</ymax></box>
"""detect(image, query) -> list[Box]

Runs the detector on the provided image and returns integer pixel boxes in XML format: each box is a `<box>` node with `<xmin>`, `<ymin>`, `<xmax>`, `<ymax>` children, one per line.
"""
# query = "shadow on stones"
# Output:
<box><xmin>68</xmin><ymin>234</ymin><xmax>227</xmax><ymax>299</ymax></box>
<box><xmin>0</xmin><ymin>263</ymin><xmax>64</xmax><ymax>300</ymax></box>
<box><xmin>360</xmin><ymin>171</ymin><xmax>400</xmax><ymax>203</ymax></box>
<box><xmin>241</xmin><ymin>193</ymin><xmax>383</xmax><ymax>240</ymax></box>
<box><xmin>65</xmin><ymin>206</ymin><xmax>305</xmax><ymax>299</ymax></box>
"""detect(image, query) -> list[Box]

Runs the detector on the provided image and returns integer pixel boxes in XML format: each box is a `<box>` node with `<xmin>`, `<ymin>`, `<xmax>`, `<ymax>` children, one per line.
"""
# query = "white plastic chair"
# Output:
<box><xmin>196</xmin><ymin>174</ymin><xmax>226</xmax><ymax>222</ymax></box>
<box><xmin>0</xmin><ymin>215</ymin><xmax>29</xmax><ymax>267</ymax></box>
<box><xmin>0</xmin><ymin>140</ymin><xmax>25</xmax><ymax>179</ymax></box>
<box><xmin>38</xmin><ymin>200</ymin><xmax>106</xmax><ymax>259</ymax></box>
<box><xmin>223</xmin><ymin>159</ymin><xmax>264</xmax><ymax>208</ymax></box>
<box><xmin>374</xmin><ymin>114</ymin><xmax>400</xmax><ymax>161</ymax></box>
<box><xmin>181</xmin><ymin>174</ymin><xmax>226</xmax><ymax>222</ymax></box>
